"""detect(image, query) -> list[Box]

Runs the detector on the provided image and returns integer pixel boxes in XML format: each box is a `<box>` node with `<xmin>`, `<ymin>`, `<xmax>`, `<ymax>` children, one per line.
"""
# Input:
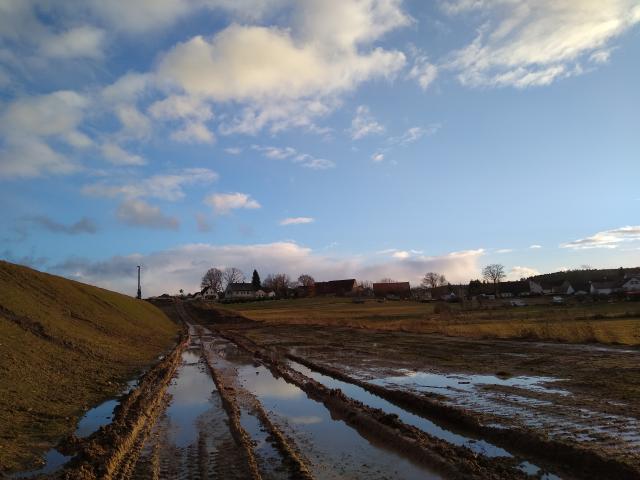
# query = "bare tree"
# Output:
<box><xmin>482</xmin><ymin>264</ymin><xmax>505</xmax><ymax>294</ymax></box>
<box><xmin>201</xmin><ymin>267</ymin><xmax>224</xmax><ymax>292</ymax></box>
<box><xmin>263</xmin><ymin>273</ymin><xmax>291</xmax><ymax>296</ymax></box>
<box><xmin>378</xmin><ymin>278</ymin><xmax>395</xmax><ymax>283</ymax></box>
<box><xmin>298</xmin><ymin>274</ymin><xmax>315</xmax><ymax>287</ymax></box>
<box><xmin>223</xmin><ymin>267</ymin><xmax>245</xmax><ymax>288</ymax></box>
<box><xmin>421</xmin><ymin>272</ymin><xmax>447</xmax><ymax>289</ymax></box>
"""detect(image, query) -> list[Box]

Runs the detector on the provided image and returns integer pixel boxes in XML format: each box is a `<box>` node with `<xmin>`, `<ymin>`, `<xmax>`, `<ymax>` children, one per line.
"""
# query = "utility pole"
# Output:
<box><xmin>137</xmin><ymin>265</ymin><xmax>142</xmax><ymax>299</ymax></box>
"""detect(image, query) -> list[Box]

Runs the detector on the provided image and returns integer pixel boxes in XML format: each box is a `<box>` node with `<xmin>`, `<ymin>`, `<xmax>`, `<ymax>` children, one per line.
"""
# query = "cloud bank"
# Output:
<box><xmin>49</xmin><ymin>242</ymin><xmax>484</xmax><ymax>296</ymax></box>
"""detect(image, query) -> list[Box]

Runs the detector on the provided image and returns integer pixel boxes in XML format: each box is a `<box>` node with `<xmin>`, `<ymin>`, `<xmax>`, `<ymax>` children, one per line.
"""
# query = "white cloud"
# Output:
<box><xmin>392</xmin><ymin>250</ymin><xmax>410</xmax><ymax>259</ymax></box>
<box><xmin>40</xmin><ymin>26</ymin><xmax>106</xmax><ymax>59</ymax></box>
<box><xmin>115</xmin><ymin>105</ymin><xmax>151</xmax><ymax>139</ymax></box>
<box><xmin>252</xmin><ymin>145</ymin><xmax>335</xmax><ymax>170</ymax></box>
<box><xmin>149</xmin><ymin>94</ymin><xmax>213</xmax><ymax>121</ymax></box>
<box><xmin>280</xmin><ymin>217</ymin><xmax>315</xmax><ymax>226</ymax></box>
<box><xmin>349</xmin><ymin>105</ymin><xmax>385</xmax><ymax>139</ymax></box>
<box><xmin>50</xmin><ymin>242</ymin><xmax>483</xmax><ymax>297</ymax></box>
<box><xmin>496</xmin><ymin>248</ymin><xmax>513</xmax><ymax>254</ymax></box>
<box><xmin>158</xmin><ymin>25</ymin><xmax>404</xmax><ymax>102</ymax></box>
<box><xmin>205</xmin><ymin>192</ymin><xmax>261</xmax><ymax>215</ymax></box>
<box><xmin>409</xmin><ymin>56</ymin><xmax>438</xmax><ymax>90</ymax></box>
<box><xmin>86</xmin><ymin>0</ymin><xmax>192</xmax><ymax>34</ymax></box>
<box><xmin>82</xmin><ymin>168</ymin><xmax>218</xmax><ymax>201</ymax></box>
<box><xmin>389</xmin><ymin>125</ymin><xmax>440</xmax><ymax>146</ymax></box>
<box><xmin>253</xmin><ymin>145</ymin><xmax>297</xmax><ymax>160</ymax></box>
<box><xmin>0</xmin><ymin>90</ymin><xmax>89</xmax><ymax>142</ymax></box>
<box><xmin>371</xmin><ymin>152</ymin><xmax>385</xmax><ymax>162</ymax></box>
<box><xmin>297</xmin><ymin>157</ymin><xmax>335</xmax><ymax>170</ymax></box>
<box><xmin>102</xmin><ymin>73</ymin><xmax>153</xmax><ymax>103</ymax></box>
<box><xmin>561</xmin><ymin>226</ymin><xmax>640</xmax><ymax>250</ymax></box>
<box><xmin>444</xmin><ymin>0</ymin><xmax>640</xmax><ymax>88</ymax></box>
<box><xmin>0</xmin><ymin>90</ymin><xmax>91</xmax><ymax>178</ymax></box>
<box><xmin>101</xmin><ymin>143</ymin><xmax>146</xmax><ymax>166</ymax></box>
<box><xmin>509</xmin><ymin>265</ymin><xmax>539</xmax><ymax>280</ymax></box>
<box><xmin>156</xmin><ymin>1</ymin><xmax>408</xmax><ymax>133</ymax></box>
<box><xmin>0</xmin><ymin>139</ymin><xmax>78</xmax><ymax>179</ymax></box>
<box><xmin>171</xmin><ymin>121</ymin><xmax>215</xmax><ymax>143</ymax></box>
<box><xmin>149</xmin><ymin>94</ymin><xmax>215</xmax><ymax>143</ymax></box>
<box><xmin>116</xmin><ymin>199</ymin><xmax>179</xmax><ymax>230</ymax></box>
<box><xmin>529</xmin><ymin>244</ymin><xmax>542</xmax><ymax>249</ymax></box>
<box><xmin>225</xmin><ymin>147</ymin><xmax>242</xmax><ymax>155</ymax></box>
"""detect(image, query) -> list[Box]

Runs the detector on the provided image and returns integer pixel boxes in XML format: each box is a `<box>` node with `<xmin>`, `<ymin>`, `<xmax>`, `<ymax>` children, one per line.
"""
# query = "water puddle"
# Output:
<box><xmin>370</xmin><ymin>369</ymin><xmax>569</xmax><ymax>397</ymax></box>
<box><xmin>75</xmin><ymin>378</ymin><xmax>139</xmax><ymax>438</ymax></box>
<box><xmin>287</xmin><ymin>360</ymin><xmax>509</xmax><ymax>458</ymax></box>
<box><xmin>13</xmin><ymin>375</ymin><xmax>141</xmax><ymax>477</ymax></box>
<box><xmin>163</xmin><ymin>347</ymin><xmax>218</xmax><ymax>447</ymax></box>
<box><xmin>518</xmin><ymin>461</ymin><xmax>562</xmax><ymax>480</ymax></box>
<box><xmin>9</xmin><ymin>449</ymin><xmax>71</xmax><ymax>479</ymax></box>
<box><xmin>205</xmin><ymin>336</ymin><xmax>442</xmax><ymax>480</ymax></box>
<box><xmin>287</xmin><ymin>360</ymin><xmax>570</xmax><ymax>479</ymax></box>
<box><xmin>239</xmin><ymin>410</ymin><xmax>291</xmax><ymax>479</ymax></box>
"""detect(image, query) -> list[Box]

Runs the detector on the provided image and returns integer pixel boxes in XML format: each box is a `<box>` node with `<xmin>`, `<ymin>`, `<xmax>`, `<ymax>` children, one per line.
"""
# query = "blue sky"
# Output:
<box><xmin>1</xmin><ymin>0</ymin><xmax>639</xmax><ymax>295</ymax></box>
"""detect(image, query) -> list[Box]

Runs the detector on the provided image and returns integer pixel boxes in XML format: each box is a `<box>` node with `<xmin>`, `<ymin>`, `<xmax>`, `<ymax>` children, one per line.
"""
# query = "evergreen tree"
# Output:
<box><xmin>252</xmin><ymin>269</ymin><xmax>261</xmax><ymax>290</ymax></box>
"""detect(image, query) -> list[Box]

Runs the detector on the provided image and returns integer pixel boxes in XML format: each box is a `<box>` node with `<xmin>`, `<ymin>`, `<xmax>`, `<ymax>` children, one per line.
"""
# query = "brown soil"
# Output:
<box><xmin>187</xmin><ymin>304</ymin><xmax>640</xmax><ymax>480</ymax></box>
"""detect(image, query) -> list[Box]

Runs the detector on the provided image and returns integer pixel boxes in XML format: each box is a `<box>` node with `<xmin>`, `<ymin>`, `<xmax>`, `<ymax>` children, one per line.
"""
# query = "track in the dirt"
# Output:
<box><xmin>139</xmin><ymin>301</ymin><xmax>531</xmax><ymax>480</ymax></box>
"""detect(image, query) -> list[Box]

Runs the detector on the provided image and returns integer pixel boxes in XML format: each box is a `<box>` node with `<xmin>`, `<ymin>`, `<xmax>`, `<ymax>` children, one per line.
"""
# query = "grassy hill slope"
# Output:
<box><xmin>0</xmin><ymin>261</ymin><xmax>180</xmax><ymax>473</ymax></box>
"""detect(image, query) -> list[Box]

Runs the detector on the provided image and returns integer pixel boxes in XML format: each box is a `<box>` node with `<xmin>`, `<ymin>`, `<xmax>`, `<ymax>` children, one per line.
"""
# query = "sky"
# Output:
<box><xmin>1</xmin><ymin>0</ymin><xmax>640</xmax><ymax>296</ymax></box>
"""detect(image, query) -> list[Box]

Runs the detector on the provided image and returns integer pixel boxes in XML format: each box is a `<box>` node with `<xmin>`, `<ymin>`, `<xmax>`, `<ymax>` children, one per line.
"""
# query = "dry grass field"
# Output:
<box><xmin>0</xmin><ymin>261</ymin><xmax>181</xmax><ymax>472</ymax></box>
<box><xmin>219</xmin><ymin>296</ymin><xmax>640</xmax><ymax>345</ymax></box>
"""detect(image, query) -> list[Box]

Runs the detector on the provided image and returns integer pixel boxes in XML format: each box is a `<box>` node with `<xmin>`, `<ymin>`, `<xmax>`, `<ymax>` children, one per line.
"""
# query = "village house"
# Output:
<box><xmin>529</xmin><ymin>279</ymin><xmax>575</xmax><ymax>295</ymax></box>
<box><xmin>255</xmin><ymin>289</ymin><xmax>276</xmax><ymax>299</ymax></box>
<box><xmin>225</xmin><ymin>282</ymin><xmax>256</xmax><ymax>299</ymax></box>
<box><xmin>622</xmin><ymin>276</ymin><xmax>640</xmax><ymax>293</ymax></box>
<box><xmin>201</xmin><ymin>285</ymin><xmax>219</xmax><ymax>300</ymax></box>
<box><xmin>373</xmin><ymin>282</ymin><xmax>411</xmax><ymax>299</ymax></box>
<box><xmin>314</xmin><ymin>279</ymin><xmax>357</xmax><ymax>296</ymax></box>
<box><xmin>495</xmin><ymin>280</ymin><xmax>530</xmax><ymax>297</ymax></box>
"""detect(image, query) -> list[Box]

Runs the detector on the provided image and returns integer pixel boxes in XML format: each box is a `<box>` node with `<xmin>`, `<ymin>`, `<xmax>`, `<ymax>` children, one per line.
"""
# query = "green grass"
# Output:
<box><xmin>0</xmin><ymin>261</ymin><xmax>181</xmax><ymax>473</ymax></box>
<box><xmin>219</xmin><ymin>297</ymin><xmax>640</xmax><ymax>345</ymax></box>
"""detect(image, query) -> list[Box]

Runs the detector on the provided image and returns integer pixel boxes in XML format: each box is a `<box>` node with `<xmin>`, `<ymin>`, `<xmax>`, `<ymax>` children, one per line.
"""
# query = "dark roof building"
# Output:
<box><xmin>373</xmin><ymin>282</ymin><xmax>411</xmax><ymax>299</ymax></box>
<box><xmin>314</xmin><ymin>279</ymin><xmax>357</xmax><ymax>296</ymax></box>
<box><xmin>225</xmin><ymin>283</ymin><xmax>256</xmax><ymax>297</ymax></box>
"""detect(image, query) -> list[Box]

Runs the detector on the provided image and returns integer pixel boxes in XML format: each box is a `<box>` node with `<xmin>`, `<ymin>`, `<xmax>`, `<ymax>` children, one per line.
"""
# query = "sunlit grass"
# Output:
<box><xmin>0</xmin><ymin>261</ymin><xmax>180</xmax><ymax>472</ymax></box>
<box><xmin>221</xmin><ymin>297</ymin><xmax>640</xmax><ymax>345</ymax></box>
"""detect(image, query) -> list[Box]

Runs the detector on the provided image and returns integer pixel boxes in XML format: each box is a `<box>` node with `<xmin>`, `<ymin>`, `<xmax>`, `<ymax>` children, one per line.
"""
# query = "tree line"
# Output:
<box><xmin>200</xmin><ymin>264</ymin><xmax>508</xmax><ymax>296</ymax></box>
<box><xmin>201</xmin><ymin>267</ymin><xmax>317</xmax><ymax>296</ymax></box>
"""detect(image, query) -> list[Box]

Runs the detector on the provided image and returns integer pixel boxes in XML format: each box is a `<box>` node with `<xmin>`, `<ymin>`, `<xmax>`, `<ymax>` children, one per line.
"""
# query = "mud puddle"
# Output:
<box><xmin>287</xmin><ymin>360</ymin><xmax>509</xmax><ymax>458</ymax></box>
<box><xmin>9</xmin><ymin>449</ymin><xmax>71</xmax><ymax>479</ymax></box>
<box><xmin>206</xmin><ymin>335</ymin><xmax>442</xmax><ymax>480</ymax></box>
<box><xmin>131</xmin><ymin>344</ymin><xmax>252</xmax><ymax>479</ymax></box>
<box><xmin>369</xmin><ymin>370</ymin><xmax>569</xmax><ymax>397</ymax></box>
<box><xmin>287</xmin><ymin>360</ymin><xmax>568</xmax><ymax>479</ymax></box>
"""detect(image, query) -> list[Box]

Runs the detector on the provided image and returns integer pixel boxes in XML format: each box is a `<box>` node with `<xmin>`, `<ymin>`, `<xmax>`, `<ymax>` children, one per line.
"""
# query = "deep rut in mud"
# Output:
<box><xmin>25</xmin><ymin>299</ymin><xmax>635</xmax><ymax>479</ymax></box>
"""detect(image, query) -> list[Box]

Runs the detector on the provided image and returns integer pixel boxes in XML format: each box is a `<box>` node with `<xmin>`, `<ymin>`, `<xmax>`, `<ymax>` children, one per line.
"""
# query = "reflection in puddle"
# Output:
<box><xmin>372</xmin><ymin>369</ymin><xmax>569</xmax><ymax>397</ymax></box>
<box><xmin>164</xmin><ymin>347</ymin><xmax>218</xmax><ymax>447</ymax></box>
<box><xmin>288</xmin><ymin>361</ymin><xmax>569</xmax><ymax>479</ymax></box>
<box><xmin>75</xmin><ymin>399</ymin><xmax>118</xmax><ymax>438</ymax></box>
<box><xmin>518</xmin><ymin>461</ymin><xmax>562</xmax><ymax>480</ymax></box>
<box><xmin>10</xmin><ymin>449</ymin><xmax>71</xmax><ymax>479</ymax></box>
<box><xmin>288</xmin><ymin>361</ymin><xmax>509</xmax><ymax>458</ymax></box>
<box><xmin>206</xmin><ymin>338</ymin><xmax>441</xmax><ymax>480</ymax></box>
<box><xmin>75</xmin><ymin>378</ymin><xmax>139</xmax><ymax>438</ymax></box>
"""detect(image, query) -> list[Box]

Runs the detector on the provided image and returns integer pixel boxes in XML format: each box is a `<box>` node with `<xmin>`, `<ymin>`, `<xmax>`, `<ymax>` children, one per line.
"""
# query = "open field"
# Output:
<box><xmin>218</xmin><ymin>297</ymin><xmax>640</xmax><ymax>345</ymax></box>
<box><xmin>0</xmin><ymin>261</ymin><xmax>181</xmax><ymax>473</ymax></box>
<box><xmin>4</xmin><ymin>293</ymin><xmax>639</xmax><ymax>479</ymax></box>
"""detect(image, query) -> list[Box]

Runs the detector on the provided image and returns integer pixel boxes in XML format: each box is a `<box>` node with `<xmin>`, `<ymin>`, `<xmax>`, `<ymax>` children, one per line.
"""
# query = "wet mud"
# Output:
<box><xmin>13</xmin><ymin>300</ymin><xmax>638</xmax><ymax>480</ymax></box>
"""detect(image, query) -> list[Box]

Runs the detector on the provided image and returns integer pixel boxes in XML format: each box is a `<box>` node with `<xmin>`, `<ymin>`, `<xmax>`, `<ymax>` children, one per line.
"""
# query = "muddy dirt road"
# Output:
<box><xmin>17</xmin><ymin>299</ymin><xmax>636</xmax><ymax>479</ymax></box>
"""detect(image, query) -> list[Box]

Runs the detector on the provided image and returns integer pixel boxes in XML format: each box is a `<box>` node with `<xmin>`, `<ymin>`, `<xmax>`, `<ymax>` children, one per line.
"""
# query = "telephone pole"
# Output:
<box><xmin>136</xmin><ymin>265</ymin><xmax>142</xmax><ymax>299</ymax></box>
